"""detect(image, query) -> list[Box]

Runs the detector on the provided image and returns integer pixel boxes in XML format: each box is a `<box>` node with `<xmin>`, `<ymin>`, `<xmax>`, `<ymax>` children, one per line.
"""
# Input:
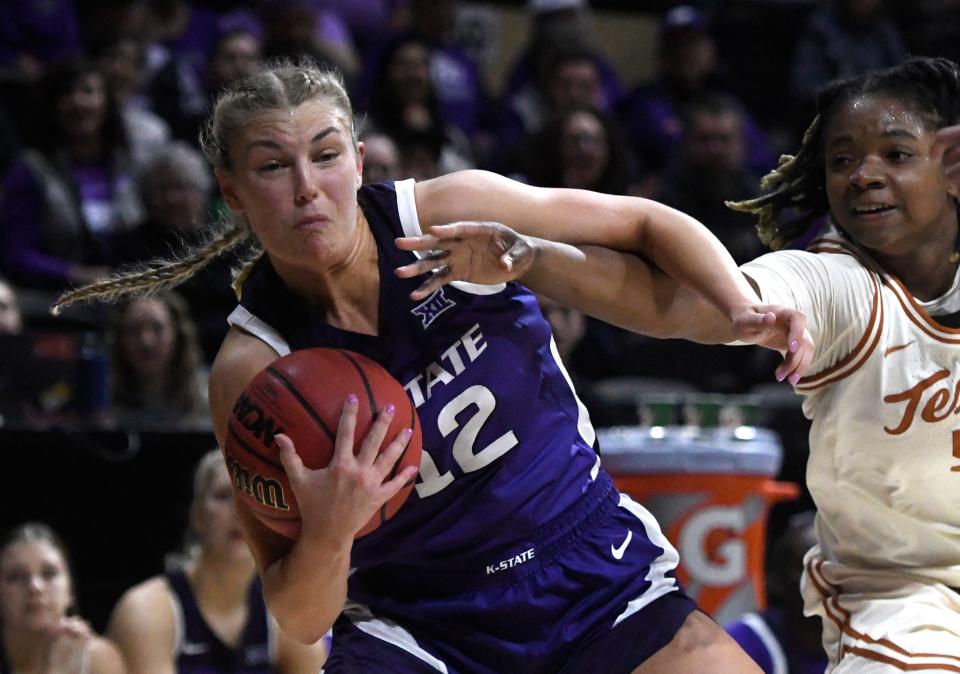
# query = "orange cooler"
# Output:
<box><xmin>598</xmin><ymin>426</ymin><xmax>798</xmax><ymax>624</ymax></box>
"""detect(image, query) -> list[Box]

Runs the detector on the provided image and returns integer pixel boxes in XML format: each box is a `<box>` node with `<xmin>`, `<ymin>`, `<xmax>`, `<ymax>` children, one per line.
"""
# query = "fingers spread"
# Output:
<box><xmin>356</xmin><ymin>404</ymin><xmax>396</xmax><ymax>465</ymax></box>
<box><xmin>395</xmin><ymin>235</ymin><xmax>441</xmax><ymax>252</ymax></box>
<box><xmin>333</xmin><ymin>394</ymin><xmax>359</xmax><ymax>462</ymax></box>
<box><xmin>373</xmin><ymin>427</ymin><xmax>414</xmax><ymax>476</ymax></box>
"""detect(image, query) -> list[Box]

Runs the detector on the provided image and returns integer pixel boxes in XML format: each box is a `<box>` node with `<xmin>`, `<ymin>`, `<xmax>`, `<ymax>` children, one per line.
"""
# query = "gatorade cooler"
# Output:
<box><xmin>598</xmin><ymin>426</ymin><xmax>799</xmax><ymax>624</ymax></box>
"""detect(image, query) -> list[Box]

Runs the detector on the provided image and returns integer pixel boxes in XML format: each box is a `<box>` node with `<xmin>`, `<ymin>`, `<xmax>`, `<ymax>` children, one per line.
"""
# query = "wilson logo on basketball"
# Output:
<box><xmin>232</xmin><ymin>392</ymin><xmax>285</xmax><ymax>448</ymax></box>
<box><xmin>225</xmin><ymin>453</ymin><xmax>290</xmax><ymax>511</ymax></box>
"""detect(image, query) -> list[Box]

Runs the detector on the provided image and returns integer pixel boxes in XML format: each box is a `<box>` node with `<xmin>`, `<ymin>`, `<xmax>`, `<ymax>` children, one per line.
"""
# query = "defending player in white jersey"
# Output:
<box><xmin>399</xmin><ymin>56</ymin><xmax>960</xmax><ymax>672</ymax></box>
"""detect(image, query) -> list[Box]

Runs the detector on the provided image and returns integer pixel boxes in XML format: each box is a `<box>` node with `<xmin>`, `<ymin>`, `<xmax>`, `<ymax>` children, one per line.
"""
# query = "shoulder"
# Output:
<box><xmin>209</xmin><ymin>326</ymin><xmax>280</xmax><ymax>444</ymax></box>
<box><xmin>87</xmin><ymin>635</ymin><xmax>127</xmax><ymax>674</ymax></box>
<box><xmin>744</xmin><ymin>247</ymin><xmax>874</xmax><ymax>300</ymax></box>
<box><xmin>109</xmin><ymin>576</ymin><xmax>176</xmax><ymax>632</ymax></box>
<box><xmin>107</xmin><ymin>576</ymin><xmax>177</xmax><ymax>655</ymax></box>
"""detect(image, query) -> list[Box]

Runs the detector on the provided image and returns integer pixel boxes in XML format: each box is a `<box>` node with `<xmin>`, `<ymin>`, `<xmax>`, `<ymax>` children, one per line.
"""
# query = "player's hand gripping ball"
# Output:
<box><xmin>224</xmin><ymin>348</ymin><xmax>422</xmax><ymax>539</ymax></box>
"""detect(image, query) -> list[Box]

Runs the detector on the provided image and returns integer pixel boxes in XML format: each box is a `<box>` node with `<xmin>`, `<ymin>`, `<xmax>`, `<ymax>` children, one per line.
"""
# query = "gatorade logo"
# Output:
<box><xmin>679</xmin><ymin>506</ymin><xmax>746</xmax><ymax>586</ymax></box>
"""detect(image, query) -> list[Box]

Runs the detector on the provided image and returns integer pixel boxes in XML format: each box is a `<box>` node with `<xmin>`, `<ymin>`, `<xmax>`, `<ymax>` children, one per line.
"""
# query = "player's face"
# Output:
<box><xmin>194</xmin><ymin>466</ymin><xmax>251</xmax><ymax>562</ymax></box>
<box><xmin>217</xmin><ymin>100</ymin><xmax>364</xmax><ymax>273</ymax></box>
<box><xmin>0</xmin><ymin>540</ymin><xmax>72</xmax><ymax>633</ymax></box>
<box><xmin>824</xmin><ymin>96</ymin><xmax>959</xmax><ymax>260</ymax></box>
<box><xmin>120</xmin><ymin>297</ymin><xmax>177</xmax><ymax>381</ymax></box>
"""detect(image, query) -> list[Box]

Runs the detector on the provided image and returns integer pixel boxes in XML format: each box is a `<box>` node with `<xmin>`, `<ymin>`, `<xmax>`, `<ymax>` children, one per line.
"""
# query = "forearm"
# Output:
<box><xmin>263</xmin><ymin>534</ymin><xmax>351</xmax><ymax>644</ymax></box>
<box><xmin>522</xmin><ymin>238</ymin><xmax>737</xmax><ymax>343</ymax></box>
<box><xmin>632</xmin><ymin>199</ymin><xmax>758</xmax><ymax>323</ymax></box>
<box><xmin>418</xmin><ymin>173</ymin><xmax>757</xmax><ymax>320</ymax></box>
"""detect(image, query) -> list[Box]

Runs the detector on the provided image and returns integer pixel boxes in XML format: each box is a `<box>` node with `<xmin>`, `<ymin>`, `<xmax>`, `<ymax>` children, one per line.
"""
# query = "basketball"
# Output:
<box><xmin>223</xmin><ymin>348</ymin><xmax>422</xmax><ymax>539</ymax></box>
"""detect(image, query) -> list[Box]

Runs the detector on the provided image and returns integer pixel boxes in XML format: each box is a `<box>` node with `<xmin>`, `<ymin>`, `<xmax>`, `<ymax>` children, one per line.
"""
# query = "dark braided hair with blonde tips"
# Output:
<box><xmin>52</xmin><ymin>60</ymin><xmax>357</xmax><ymax>314</ymax></box>
<box><xmin>728</xmin><ymin>56</ymin><xmax>960</xmax><ymax>250</ymax></box>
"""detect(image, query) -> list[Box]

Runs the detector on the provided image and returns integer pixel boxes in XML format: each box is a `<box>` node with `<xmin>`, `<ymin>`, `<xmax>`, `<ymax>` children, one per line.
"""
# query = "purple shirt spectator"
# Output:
<box><xmin>0</xmin><ymin>0</ymin><xmax>81</xmax><ymax>68</ymax></box>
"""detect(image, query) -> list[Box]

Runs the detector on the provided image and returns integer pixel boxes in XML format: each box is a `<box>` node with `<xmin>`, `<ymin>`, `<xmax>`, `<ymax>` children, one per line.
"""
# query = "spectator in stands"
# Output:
<box><xmin>726</xmin><ymin>513</ymin><xmax>827</xmax><ymax>674</ymax></box>
<box><xmin>119</xmin><ymin>142</ymin><xmax>236</xmax><ymax>362</ymax></box>
<box><xmin>655</xmin><ymin>93</ymin><xmax>766</xmax><ymax>265</ymax></box>
<box><xmin>150</xmin><ymin>27</ymin><xmax>262</xmax><ymax>148</ymax></box>
<box><xmin>618</xmin><ymin>5</ymin><xmax>773</xmax><ymax>176</ymax></box>
<box><xmin>365</xmin><ymin>34</ymin><xmax>473</xmax><ymax>179</ymax></box>
<box><xmin>791</xmin><ymin>0</ymin><xmax>908</xmax><ymax>107</ymax></box>
<box><xmin>108</xmin><ymin>292</ymin><xmax>208</xmax><ymax>427</ymax></box>
<box><xmin>497</xmin><ymin>46</ymin><xmax>610</xmax><ymax>167</ymax></box>
<box><xmin>403</xmin><ymin>0</ymin><xmax>489</xmax><ymax>141</ymax></box>
<box><xmin>108</xmin><ymin>450</ymin><xmax>327</xmax><ymax>672</ymax></box>
<box><xmin>138</xmin><ymin>0</ymin><xmax>221</xmax><ymax>83</ymax></box>
<box><xmin>524</xmin><ymin>106</ymin><xmax>635</xmax><ymax>195</ymax></box>
<box><xmin>0</xmin><ymin>0</ymin><xmax>82</xmax><ymax>86</ymax></box>
<box><xmin>0</xmin><ymin>58</ymin><xmax>144</xmax><ymax>290</ymax></box>
<box><xmin>0</xmin><ymin>522</ymin><xmax>125</xmax><ymax>674</ymax></box>
<box><xmin>260</xmin><ymin>0</ymin><xmax>360</xmax><ymax>84</ymax></box>
<box><xmin>360</xmin><ymin>129</ymin><xmax>402</xmax><ymax>184</ymax></box>
<box><xmin>92</xmin><ymin>34</ymin><xmax>171</xmax><ymax>169</ymax></box>
<box><xmin>501</xmin><ymin>0</ymin><xmax>622</xmax><ymax>121</ymax></box>
<box><xmin>0</xmin><ymin>277</ymin><xmax>22</xmax><ymax>335</ymax></box>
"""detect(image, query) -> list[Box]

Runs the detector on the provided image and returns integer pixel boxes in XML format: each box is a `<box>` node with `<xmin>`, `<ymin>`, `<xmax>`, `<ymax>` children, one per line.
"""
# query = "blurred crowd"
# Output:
<box><xmin>0</xmin><ymin>0</ymin><xmax>945</xmax><ymax>430</ymax></box>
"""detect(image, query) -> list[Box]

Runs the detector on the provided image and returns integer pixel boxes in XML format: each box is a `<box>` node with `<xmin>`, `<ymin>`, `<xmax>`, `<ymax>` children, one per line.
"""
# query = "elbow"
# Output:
<box><xmin>276</xmin><ymin>612</ymin><xmax>330</xmax><ymax>645</ymax></box>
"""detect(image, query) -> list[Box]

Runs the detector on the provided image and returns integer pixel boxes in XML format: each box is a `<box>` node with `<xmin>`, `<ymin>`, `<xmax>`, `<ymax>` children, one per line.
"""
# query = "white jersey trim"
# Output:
<box><xmin>740</xmin><ymin>612</ymin><xmax>787</xmax><ymax>674</ymax></box>
<box><xmin>342</xmin><ymin>600</ymin><xmax>449</xmax><ymax>672</ymax></box>
<box><xmin>394</xmin><ymin>178</ymin><xmax>506</xmax><ymax>296</ymax></box>
<box><xmin>548</xmin><ymin>334</ymin><xmax>596</xmax><ymax>449</ymax></box>
<box><xmin>227</xmin><ymin>305</ymin><xmax>290</xmax><ymax>356</ymax></box>
<box><xmin>612</xmin><ymin>493</ymin><xmax>680</xmax><ymax>627</ymax></box>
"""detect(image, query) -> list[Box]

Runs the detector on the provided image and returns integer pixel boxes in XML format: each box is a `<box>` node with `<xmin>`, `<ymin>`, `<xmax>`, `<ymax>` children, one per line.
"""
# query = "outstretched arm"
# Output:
<box><xmin>405</xmin><ymin>174</ymin><xmax>813</xmax><ymax>381</ymax></box>
<box><xmin>413</xmin><ymin>170</ymin><xmax>759</xmax><ymax>329</ymax></box>
<box><xmin>397</xmin><ymin>225</ymin><xmax>809</xmax><ymax>384</ymax></box>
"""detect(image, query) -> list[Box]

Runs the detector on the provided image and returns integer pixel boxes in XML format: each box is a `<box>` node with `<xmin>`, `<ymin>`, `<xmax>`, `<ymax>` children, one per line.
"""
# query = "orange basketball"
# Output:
<box><xmin>223</xmin><ymin>348</ymin><xmax>422</xmax><ymax>539</ymax></box>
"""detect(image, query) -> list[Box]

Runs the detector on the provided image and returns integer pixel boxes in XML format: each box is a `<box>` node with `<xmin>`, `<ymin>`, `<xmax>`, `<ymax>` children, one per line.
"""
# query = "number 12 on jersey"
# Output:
<box><xmin>415</xmin><ymin>385</ymin><xmax>519</xmax><ymax>498</ymax></box>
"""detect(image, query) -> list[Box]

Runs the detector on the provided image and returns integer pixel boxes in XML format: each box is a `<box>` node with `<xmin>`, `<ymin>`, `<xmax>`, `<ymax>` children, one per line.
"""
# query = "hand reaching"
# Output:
<box><xmin>933</xmin><ymin>124</ymin><xmax>960</xmax><ymax>193</ymax></box>
<box><xmin>44</xmin><ymin>616</ymin><xmax>93</xmax><ymax>674</ymax></box>
<box><xmin>732</xmin><ymin>305</ymin><xmax>813</xmax><ymax>385</ymax></box>
<box><xmin>395</xmin><ymin>222</ymin><xmax>535</xmax><ymax>300</ymax></box>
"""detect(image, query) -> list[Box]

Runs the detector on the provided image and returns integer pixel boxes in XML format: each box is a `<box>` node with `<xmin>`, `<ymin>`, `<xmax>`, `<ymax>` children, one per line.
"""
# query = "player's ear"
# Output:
<box><xmin>355</xmin><ymin>141</ymin><xmax>365</xmax><ymax>190</ymax></box>
<box><xmin>216</xmin><ymin>168</ymin><xmax>244</xmax><ymax>212</ymax></box>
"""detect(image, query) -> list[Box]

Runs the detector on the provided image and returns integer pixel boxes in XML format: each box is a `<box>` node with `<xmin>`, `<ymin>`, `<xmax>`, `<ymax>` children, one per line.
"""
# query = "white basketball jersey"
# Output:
<box><xmin>743</xmin><ymin>230</ymin><xmax>960</xmax><ymax>587</ymax></box>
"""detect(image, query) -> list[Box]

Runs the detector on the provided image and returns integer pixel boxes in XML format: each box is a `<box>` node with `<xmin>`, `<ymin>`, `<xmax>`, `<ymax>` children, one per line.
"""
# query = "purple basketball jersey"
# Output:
<box><xmin>229</xmin><ymin>180</ymin><xmax>686</xmax><ymax>672</ymax></box>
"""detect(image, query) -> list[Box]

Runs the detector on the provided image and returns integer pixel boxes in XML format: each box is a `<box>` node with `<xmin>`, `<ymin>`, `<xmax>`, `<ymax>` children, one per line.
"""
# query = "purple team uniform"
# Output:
<box><xmin>726</xmin><ymin>609</ymin><xmax>827</xmax><ymax>674</ymax></box>
<box><xmin>165</xmin><ymin>568</ymin><xmax>275</xmax><ymax>674</ymax></box>
<box><xmin>228</xmin><ymin>180</ymin><xmax>695</xmax><ymax>673</ymax></box>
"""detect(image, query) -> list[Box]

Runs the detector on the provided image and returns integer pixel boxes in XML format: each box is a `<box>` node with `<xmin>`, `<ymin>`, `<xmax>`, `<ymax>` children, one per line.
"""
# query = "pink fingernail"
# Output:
<box><xmin>789</xmin><ymin>339</ymin><xmax>799</xmax><ymax>353</ymax></box>
<box><xmin>385</xmin><ymin>403</ymin><xmax>396</xmax><ymax>415</ymax></box>
<box><xmin>775</xmin><ymin>370</ymin><xmax>785</xmax><ymax>382</ymax></box>
<box><xmin>403</xmin><ymin>427</ymin><xmax>413</xmax><ymax>439</ymax></box>
<box><xmin>347</xmin><ymin>394</ymin><xmax>358</xmax><ymax>405</ymax></box>
<box><xmin>788</xmin><ymin>373</ymin><xmax>801</xmax><ymax>386</ymax></box>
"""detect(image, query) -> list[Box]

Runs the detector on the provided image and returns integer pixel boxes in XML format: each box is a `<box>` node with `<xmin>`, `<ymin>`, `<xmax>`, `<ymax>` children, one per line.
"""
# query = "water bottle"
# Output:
<box><xmin>76</xmin><ymin>331</ymin><xmax>110</xmax><ymax>419</ymax></box>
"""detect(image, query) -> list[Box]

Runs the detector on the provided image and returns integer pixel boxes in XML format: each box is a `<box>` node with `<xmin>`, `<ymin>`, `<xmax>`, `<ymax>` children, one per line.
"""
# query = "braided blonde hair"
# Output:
<box><xmin>53</xmin><ymin>60</ymin><xmax>356</xmax><ymax>314</ymax></box>
<box><xmin>728</xmin><ymin>56</ymin><xmax>960</xmax><ymax>250</ymax></box>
